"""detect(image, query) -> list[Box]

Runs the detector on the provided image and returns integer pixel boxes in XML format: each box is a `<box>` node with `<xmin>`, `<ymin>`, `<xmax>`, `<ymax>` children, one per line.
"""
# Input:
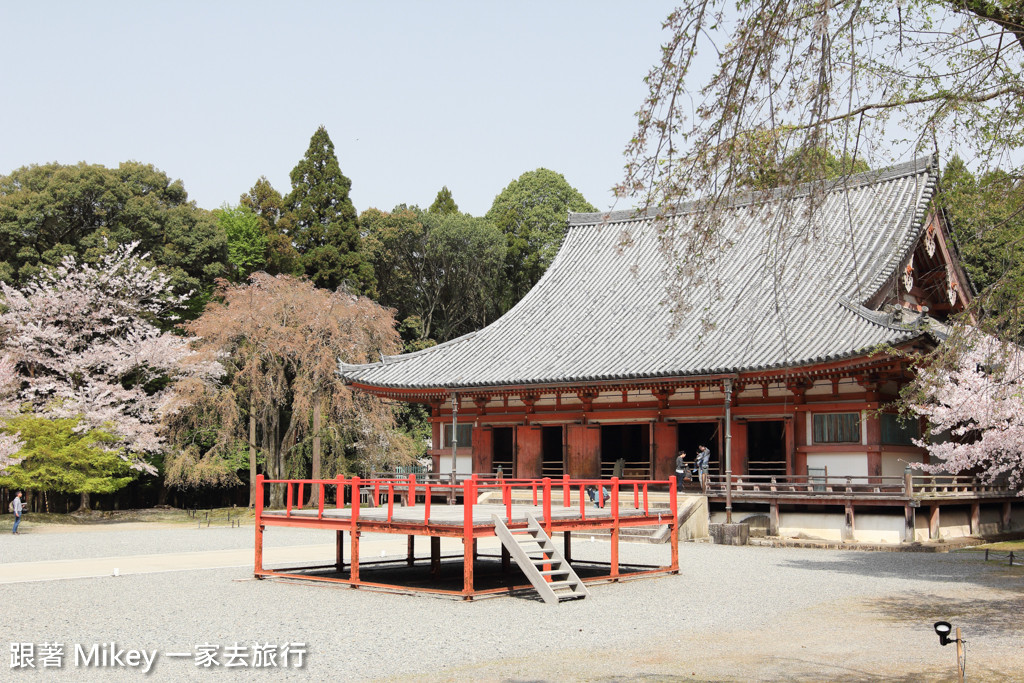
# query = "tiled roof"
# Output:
<box><xmin>341</xmin><ymin>158</ymin><xmax>938</xmax><ymax>390</ymax></box>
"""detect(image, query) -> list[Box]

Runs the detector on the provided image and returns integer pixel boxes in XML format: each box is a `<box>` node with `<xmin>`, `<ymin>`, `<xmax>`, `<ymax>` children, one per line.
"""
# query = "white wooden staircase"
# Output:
<box><xmin>492</xmin><ymin>513</ymin><xmax>589</xmax><ymax>604</ymax></box>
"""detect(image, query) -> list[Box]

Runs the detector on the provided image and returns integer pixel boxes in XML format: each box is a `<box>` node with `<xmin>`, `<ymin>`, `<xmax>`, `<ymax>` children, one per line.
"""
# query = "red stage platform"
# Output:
<box><xmin>254</xmin><ymin>475</ymin><xmax>680</xmax><ymax>599</ymax></box>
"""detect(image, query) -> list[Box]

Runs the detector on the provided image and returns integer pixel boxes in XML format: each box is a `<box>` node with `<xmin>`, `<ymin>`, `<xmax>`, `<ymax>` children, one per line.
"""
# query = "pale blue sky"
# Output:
<box><xmin>1</xmin><ymin>1</ymin><xmax>680</xmax><ymax>216</ymax></box>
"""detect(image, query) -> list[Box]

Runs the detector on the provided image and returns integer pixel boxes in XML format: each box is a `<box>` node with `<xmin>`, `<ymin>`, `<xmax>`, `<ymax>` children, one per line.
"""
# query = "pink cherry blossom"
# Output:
<box><xmin>909</xmin><ymin>329</ymin><xmax>1024</xmax><ymax>494</ymax></box>
<box><xmin>0</xmin><ymin>243</ymin><xmax>219</xmax><ymax>476</ymax></box>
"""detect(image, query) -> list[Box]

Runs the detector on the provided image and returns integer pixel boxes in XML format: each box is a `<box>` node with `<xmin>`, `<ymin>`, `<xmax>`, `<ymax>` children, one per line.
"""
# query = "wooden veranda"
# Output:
<box><xmin>253</xmin><ymin>475</ymin><xmax>680</xmax><ymax>599</ymax></box>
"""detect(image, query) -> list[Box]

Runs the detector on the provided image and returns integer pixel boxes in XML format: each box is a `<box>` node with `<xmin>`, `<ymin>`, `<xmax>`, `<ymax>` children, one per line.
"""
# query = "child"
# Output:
<box><xmin>585</xmin><ymin>485</ymin><xmax>611</xmax><ymax>507</ymax></box>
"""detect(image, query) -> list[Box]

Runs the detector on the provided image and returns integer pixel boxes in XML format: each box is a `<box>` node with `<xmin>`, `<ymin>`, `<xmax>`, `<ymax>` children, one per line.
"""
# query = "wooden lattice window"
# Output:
<box><xmin>442</xmin><ymin>423</ymin><xmax>473</xmax><ymax>448</ymax></box>
<box><xmin>881</xmin><ymin>413</ymin><xmax>919</xmax><ymax>446</ymax></box>
<box><xmin>812</xmin><ymin>413</ymin><xmax>860</xmax><ymax>443</ymax></box>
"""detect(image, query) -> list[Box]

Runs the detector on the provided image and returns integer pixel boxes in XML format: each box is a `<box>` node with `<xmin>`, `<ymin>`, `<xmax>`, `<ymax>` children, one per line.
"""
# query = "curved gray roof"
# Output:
<box><xmin>342</xmin><ymin>158</ymin><xmax>938</xmax><ymax>391</ymax></box>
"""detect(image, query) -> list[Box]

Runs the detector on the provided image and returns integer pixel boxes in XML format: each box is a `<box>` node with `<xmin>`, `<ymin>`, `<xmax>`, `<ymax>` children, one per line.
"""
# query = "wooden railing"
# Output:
<box><xmin>701</xmin><ymin>473</ymin><xmax>1016</xmax><ymax>501</ymax></box>
<box><xmin>704</xmin><ymin>474</ymin><xmax>906</xmax><ymax>499</ymax></box>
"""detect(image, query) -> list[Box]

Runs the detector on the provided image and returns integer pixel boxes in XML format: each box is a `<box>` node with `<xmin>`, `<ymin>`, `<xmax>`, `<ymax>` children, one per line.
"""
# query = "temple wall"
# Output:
<box><xmin>806</xmin><ymin>453</ymin><xmax>867</xmax><ymax>477</ymax></box>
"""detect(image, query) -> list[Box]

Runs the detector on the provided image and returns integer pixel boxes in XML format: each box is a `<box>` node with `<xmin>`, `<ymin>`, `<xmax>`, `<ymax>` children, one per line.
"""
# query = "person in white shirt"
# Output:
<box><xmin>11</xmin><ymin>490</ymin><xmax>23</xmax><ymax>535</ymax></box>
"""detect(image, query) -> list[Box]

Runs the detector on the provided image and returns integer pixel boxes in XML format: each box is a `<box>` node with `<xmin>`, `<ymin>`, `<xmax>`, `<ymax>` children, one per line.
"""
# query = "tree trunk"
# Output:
<box><xmin>268</xmin><ymin>409</ymin><xmax>284</xmax><ymax>507</ymax></box>
<box><xmin>157</xmin><ymin>481</ymin><xmax>169</xmax><ymax>506</ymax></box>
<box><xmin>248</xmin><ymin>413</ymin><xmax>257</xmax><ymax>508</ymax></box>
<box><xmin>309</xmin><ymin>399</ymin><xmax>321</xmax><ymax>507</ymax></box>
<box><xmin>78</xmin><ymin>491</ymin><xmax>90</xmax><ymax>512</ymax></box>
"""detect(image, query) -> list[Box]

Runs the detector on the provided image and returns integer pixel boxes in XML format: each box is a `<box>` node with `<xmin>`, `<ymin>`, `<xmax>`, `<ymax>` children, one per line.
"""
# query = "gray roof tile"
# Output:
<box><xmin>341</xmin><ymin>158</ymin><xmax>937</xmax><ymax>390</ymax></box>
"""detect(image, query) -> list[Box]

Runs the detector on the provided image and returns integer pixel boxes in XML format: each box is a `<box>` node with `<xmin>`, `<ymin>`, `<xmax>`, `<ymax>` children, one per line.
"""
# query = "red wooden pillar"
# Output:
<box><xmin>731</xmin><ymin>421</ymin><xmax>748</xmax><ymax>476</ymax></box>
<box><xmin>462</xmin><ymin>479</ymin><xmax>475</xmax><ymax>598</ymax></box>
<box><xmin>472</xmin><ymin>426</ymin><xmax>493</xmax><ymax>475</ymax></box>
<box><xmin>793</xmin><ymin>410</ymin><xmax>808</xmax><ymax>475</ymax></box>
<box><xmin>516</xmin><ymin>425</ymin><xmax>542</xmax><ymax>478</ymax></box>
<box><xmin>566</xmin><ymin>424</ymin><xmax>600</xmax><ymax>478</ymax></box>
<box><xmin>430</xmin><ymin>419</ymin><xmax>442</xmax><ymax>473</ymax></box>
<box><xmin>350</xmin><ymin>476</ymin><xmax>361</xmax><ymax>584</ymax></box>
<box><xmin>652</xmin><ymin>421</ymin><xmax>677</xmax><ymax>480</ymax></box>
<box><xmin>254</xmin><ymin>474</ymin><xmax>265</xmax><ymax>575</ymax></box>
<box><xmin>784</xmin><ymin>416</ymin><xmax>795</xmax><ymax>475</ymax></box>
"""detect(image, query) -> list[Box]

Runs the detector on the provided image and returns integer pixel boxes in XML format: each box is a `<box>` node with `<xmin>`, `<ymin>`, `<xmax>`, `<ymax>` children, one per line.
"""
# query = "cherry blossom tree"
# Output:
<box><xmin>0</xmin><ymin>353</ymin><xmax>25</xmax><ymax>473</ymax></box>
<box><xmin>166</xmin><ymin>273</ymin><xmax>411</xmax><ymax>507</ymax></box>
<box><xmin>0</xmin><ymin>243</ymin><xmax>220</xmax><ymax>507</ymax></box>
<box><xmin>908</xmin><ymin>330</ymin><xmax>1024</xmax><ymax>494</ymax></box>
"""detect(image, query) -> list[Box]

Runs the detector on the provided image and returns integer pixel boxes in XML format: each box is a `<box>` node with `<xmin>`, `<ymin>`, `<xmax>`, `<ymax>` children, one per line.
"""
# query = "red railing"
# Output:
<box><xmin>255</xmin><ymin>474</ymin><xmax>676</xmax><ymax>532</ymax></box>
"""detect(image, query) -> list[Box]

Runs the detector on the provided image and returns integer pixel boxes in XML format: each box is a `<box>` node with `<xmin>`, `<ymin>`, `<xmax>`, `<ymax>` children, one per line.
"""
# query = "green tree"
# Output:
<box><xmin>486</xmin><ymin>169</ymin><xmax>596</xmax><ymax>312</ymax></box>
<box><xmin>240</xmin><ymin>176</ymin><xmax>301</xmax><ymax>276</ymax></box>
<box><xmin>283</xmin><ymin>126</ymin><xmax>375</xmax><ymax>295</ymax></box>
<box><xmin>729</xmin><ymin>129</ymin><xmax>870</xmax><ymax>191</ymax></box>
<box><xmin>0</xmin><ymin>417</ymin><xmax>135</xmax><ymax>509</ymax></box>
<box><xmin>363</xmin><ymin>206</ymin><xmax>506</xmax><ymax>342</ymax></box>
<box><xmin>216</xmin><ymin>204</ymin><xmax>268</xmax><ymax>282</ymax></box>
<box><xmin>0</xmin><ymin>161</ymin><xmax>227</xmax><ymax>316</ymax></box>
<box><xmin>941</xmin><ymin>157</ymin><xmax>1024</xmax><ymax>338</ymax></box>
<box><xmin>428</xmin><ymin>186</ymin><xmax>459</xmax><ymax>215</ymax></box>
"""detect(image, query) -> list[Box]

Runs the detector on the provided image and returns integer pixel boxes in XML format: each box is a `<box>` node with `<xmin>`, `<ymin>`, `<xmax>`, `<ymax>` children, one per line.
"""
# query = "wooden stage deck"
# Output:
<box><xmin>254</xmin><ymin>475</ymin><xmax>680</xmax><ymax>599</ymax></box>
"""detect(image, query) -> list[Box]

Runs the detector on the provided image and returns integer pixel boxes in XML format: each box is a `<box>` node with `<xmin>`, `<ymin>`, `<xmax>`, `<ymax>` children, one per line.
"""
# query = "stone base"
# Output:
<box><xmin>709</xmin><ymin>522</ymin><xmax>749</xmax><ymax>546</ymax></box>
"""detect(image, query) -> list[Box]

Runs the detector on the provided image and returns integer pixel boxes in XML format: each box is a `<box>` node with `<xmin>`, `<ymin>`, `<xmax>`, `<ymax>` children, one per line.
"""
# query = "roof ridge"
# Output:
<box><xmin>571</xmin><ymin>155</ymin><xmax>937</xmax><ymax>227</ymax></box>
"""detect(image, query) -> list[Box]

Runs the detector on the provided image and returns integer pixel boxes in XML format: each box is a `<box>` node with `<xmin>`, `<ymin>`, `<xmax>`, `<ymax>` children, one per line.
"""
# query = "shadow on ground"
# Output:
<box><xmin>776</xmin><ymin>549</ymin><xmax>1024</xmax><ymax>589</ymax></box>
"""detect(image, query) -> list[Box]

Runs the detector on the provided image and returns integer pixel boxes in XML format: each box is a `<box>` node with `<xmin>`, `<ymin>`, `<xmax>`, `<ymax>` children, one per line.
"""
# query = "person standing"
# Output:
<box><xmin>675</xmin><ymin>451</ymin><xmax>688</xmax><ymax>491</ymax></box>
<box><xmin>11</xmin><ymin>490</ymin><xmax>23</xmax><ymax>535</ymax></box>
<box><xmin>696</xmin><ymin>446</ymin><xmax>712</xmax><ymax>492</ymax></box>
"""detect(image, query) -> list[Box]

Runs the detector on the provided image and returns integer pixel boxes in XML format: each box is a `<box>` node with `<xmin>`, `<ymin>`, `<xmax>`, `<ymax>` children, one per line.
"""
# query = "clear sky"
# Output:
<box><xmin>0</xmin><ymin>1</ymin><xmax>680</xmax><ymax>217</ymax></box>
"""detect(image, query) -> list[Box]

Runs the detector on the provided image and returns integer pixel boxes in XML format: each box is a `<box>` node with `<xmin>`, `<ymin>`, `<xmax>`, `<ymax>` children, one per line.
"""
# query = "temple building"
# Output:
<box><xmin>341</xmin><ymin>157</ymin><xmax>973</xmax><ymax>488</ymax></box>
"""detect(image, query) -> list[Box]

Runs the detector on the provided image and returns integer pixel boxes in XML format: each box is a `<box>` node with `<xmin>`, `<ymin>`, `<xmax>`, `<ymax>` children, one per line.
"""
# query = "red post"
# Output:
<box><xmin>643</xmin><ymin>482</ymin><xmax>649</xmax><ymax>514</ymax></box>
<box><xmin>543</xmin><ymin>477</ymin><xmax>552</xmax><ymax>534</ymax></box>
<box><xmin>408</xmin><ymin>474</ymin><xmax>416</xmax><ymax>506</ymax></box>
<box><xmin>350</xmin><ymin>476</ymin><xmax>361</xmax><ymax>584</ymax></box>
<box><xmin>505</xmin><ymin>481</ymin><xmax>512</xmax><ymax>521</ymax></box>
<box><xmin>669</xmin><ymin>475</ymin><xmax>679</xmax><ymax>572</ymax></box>
<box><xmin>633</xmin><ymin>482</ymin><xmax>639</xmax><ymax>509</ymax></box>
<box><xmin>297</xmin><ymin>482</ymin><xmax>304</xmax><ymax>509</ymax></box>
<box><xmin>425</xmin><ymin>485</ymin><xmax>432</xmax><ymax>523</ymax></box>
<box><xmin>562</xmin><ymin>474</ymin><xmax>570</xmax><ymax>507</ymax></box>
<box><xmin>387</xmin><ymin>484</ymin><xmax>394</xmax><ymax>521</ymax></box>
<box><xmin>532</xmin><ymin>481</ymin><xmax>538</xmax><ymax>506</ymax></box>
<box><xmin>317</xmin><ymin>483</ymin><xmax>324</xmax><ymax>520</ymax></box>
<box><xmin>610</xmin><ymin>477</ymin><xmax>620</xmax><ymax>578</ymax></box>
<box><xmin>286</xmin><ymin>481</ymin><xmax>293</xmax><ymax>517</ymax></box>
<box><xmin>254</xmin><ymin>474</ymin><xmax>265</xmax><ymax>575</ymax></box>
<box><xmin>351</xmin><ymin>476</ymin><xmax>361</xmax><ymax>523</ymax></box>
<box><xmin>579</xmin><ymin>483</ymin><xmax>586</xmax><ymax>519</ymax></box>
<box><xmin>336</xmin><ymin>475</ymin><xmax>345</xmax><ymax>508</ymax></box>
<box><xmin>463</xmin><ymin>478</ymin><xmax>475</xmax><ymax>597</ymax></box>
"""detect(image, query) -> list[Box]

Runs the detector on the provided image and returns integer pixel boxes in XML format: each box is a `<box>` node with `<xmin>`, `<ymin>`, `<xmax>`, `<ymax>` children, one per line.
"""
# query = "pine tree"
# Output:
<box><xmin>283</xmin><ymin>127</ymin><xmax>376</xmax><ymax>295</ymax></box>
<box><xmin>428</xmin><ymin>186</ymin><xmax>459</xmax><ymax>215</ymax></box>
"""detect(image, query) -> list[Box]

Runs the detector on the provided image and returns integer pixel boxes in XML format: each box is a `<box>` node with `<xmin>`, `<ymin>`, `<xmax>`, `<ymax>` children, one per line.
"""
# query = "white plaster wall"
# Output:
<box><xmin>913</xmin><ymin>508</ymin><xmax>970</xmax><ymax>542</ymax></box>
<box><xmin>710</xmin><ymin>503</ymin><xmax>1024</xmax><ymax>543</ymax></box>
<box><xmin>709</xmin><ymin>511</ymin><xmax>905</xmax><ymax>543</ymax></box>
<box><xmin>880</xmin><ymin>452</ymin><xmax>918</xmax><ymax>478</ymax></box>
<box><xmin>436</xmin><ymin>454</ymin><xmax>473</xmax><ymax>477</ymax></box>
<box><xmin>806</xmin><ymin>453</ymin><xmax>868</xmax><ymax>477</ymax></box>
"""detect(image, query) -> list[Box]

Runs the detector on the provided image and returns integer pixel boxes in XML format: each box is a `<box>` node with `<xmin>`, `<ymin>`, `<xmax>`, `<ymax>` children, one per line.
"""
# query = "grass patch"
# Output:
<box><xmin>1</xmin><ymin>506</ymin><xmax>256</xmax><ymax>530</ymax></box>
<box><xmin>957</xmin><ymin>540</ymin><xmax>1024</xmax><ymax>552</ymax></box>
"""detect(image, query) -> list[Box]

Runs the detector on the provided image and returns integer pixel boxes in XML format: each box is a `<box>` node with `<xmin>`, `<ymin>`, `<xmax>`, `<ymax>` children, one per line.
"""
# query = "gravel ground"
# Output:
<box><xmin>2</xmin><ymin>526</ymin><xmax>1022</xmax><ymax>682</ymax></box>
<box><xmin>0</xmin><ymin>523</ymin><xmax>330</xmax><ymax>564</ymax></box>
